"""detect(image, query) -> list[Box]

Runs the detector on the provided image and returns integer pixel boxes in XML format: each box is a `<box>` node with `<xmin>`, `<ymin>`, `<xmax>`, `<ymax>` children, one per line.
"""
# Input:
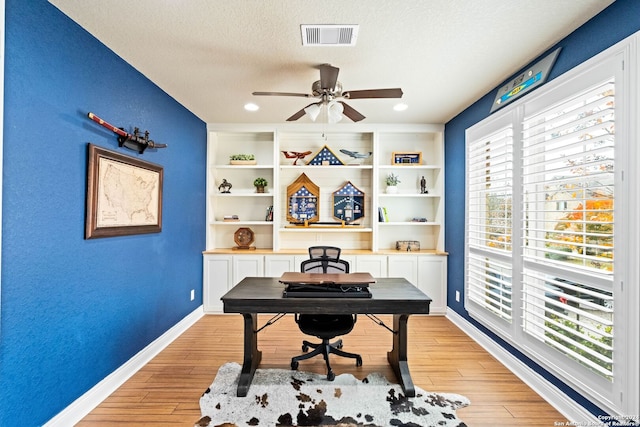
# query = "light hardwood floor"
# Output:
<box><xmin>77</xmin><ymin>314</ymin><xmax>566</xmax><ymax>426</ymax></box>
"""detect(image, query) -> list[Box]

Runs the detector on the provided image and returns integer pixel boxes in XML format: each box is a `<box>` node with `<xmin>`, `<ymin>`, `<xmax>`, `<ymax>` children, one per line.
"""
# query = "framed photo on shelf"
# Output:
<box><xmin>392</xmin><ymin>151</ymin><xmax>422</xmax><ymax>165</ymax></box>
<box><xmin>85</xmin><ymin>144</ymin><xmax>163</xmax><ymax>239</ymax></box>
<box><xmin>333</xmin><ymin>181</ymin><xmax>365</xmax><ymax>222</ymax></box>
<box><xmin>286</xmin><ymin>173</ymin><xmax>319</xmax><ymax>223</ymax></box>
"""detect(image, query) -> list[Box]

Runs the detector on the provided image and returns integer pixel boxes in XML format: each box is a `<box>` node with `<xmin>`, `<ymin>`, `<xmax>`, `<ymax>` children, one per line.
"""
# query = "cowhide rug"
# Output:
<box><xmin>196</xmin><ymin>362</ymin><xmax>469</xmax><ymax>427</ymax></box>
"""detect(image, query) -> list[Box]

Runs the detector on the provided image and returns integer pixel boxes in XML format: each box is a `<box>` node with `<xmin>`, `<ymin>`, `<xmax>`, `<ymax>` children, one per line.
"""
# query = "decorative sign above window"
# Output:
<box><xmin>287</xmin><ymin>173</ymin><xmax>320</xmax><ymax>223</ymax></box>
<box><xmin>490</xmin><ymin>47</ymin><xmax>561</xmax><ymax>113</ymax></box>
<box><xmin>307</xmin><ymin>145</ymin><xmax>345</xmax><ymax>166</ymax></box>
<box><xmin>333</xmin><ymin>181</ymin><xmax>365</xmax><ymax>223</ymax></box>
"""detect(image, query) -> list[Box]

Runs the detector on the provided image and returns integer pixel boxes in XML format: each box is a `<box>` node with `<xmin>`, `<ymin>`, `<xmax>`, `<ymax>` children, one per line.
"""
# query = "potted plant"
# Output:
<box><xmin>253</xmin><ymin>177</ymin><xmax>268</xmax><ymax>193</ymax></box>
<box><xmin>385</xmin><ymin>173</ymin><xmax>400</xmax><ymax>193</ymax></box>
<box><xmin>230</xmin><ymin>154</ymin><xmax>256</xmax><ymax>165</ymax></box>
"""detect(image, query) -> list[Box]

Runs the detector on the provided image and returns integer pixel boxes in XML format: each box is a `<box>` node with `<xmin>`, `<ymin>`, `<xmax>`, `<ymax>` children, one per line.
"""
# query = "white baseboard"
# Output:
<box><xmin>44</xmin><ymin>306</ymin><xmax>205</xmax><ymax>427</ymax></box>
<box><xmin>446</xmin><ymin>308</ymin><xmax>603</xmax><ymax>425</ymax></box>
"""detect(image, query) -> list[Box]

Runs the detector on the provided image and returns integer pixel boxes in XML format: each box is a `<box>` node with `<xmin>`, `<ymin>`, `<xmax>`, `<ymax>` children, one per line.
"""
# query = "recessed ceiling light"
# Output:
<box><xmin>393</xmin><ymin>103</ymin><xmax>408</xmax><ymax>111</ymax></box>
<box><xmin>244</xmin><ymin>103</ymin><xmax>259</xmax><ymax>112</ymax></box>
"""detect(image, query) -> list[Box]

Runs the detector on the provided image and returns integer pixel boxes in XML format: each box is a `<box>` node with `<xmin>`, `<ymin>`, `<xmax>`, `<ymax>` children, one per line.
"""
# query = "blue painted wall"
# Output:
<box><xmin>445</xmin><ymin>0</ymin><xmax>640</xmax><ymax>418</ymax></box>
<box><xmin>0</xmin><ymin>1</ymin><xmax>207</xmax><ymax>425</ymax></box>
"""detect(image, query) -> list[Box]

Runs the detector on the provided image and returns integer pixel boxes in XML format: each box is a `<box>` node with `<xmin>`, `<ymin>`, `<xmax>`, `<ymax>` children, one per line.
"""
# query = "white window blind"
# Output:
<box><xmin>466</xmin><ymin>123</ymin><xmax>514</xmax><ymax>323</ymax></box>
<box><xmin>521</xmin><ymin>78</ymin><xmax>615</xmax><ymax>379</ymax></box>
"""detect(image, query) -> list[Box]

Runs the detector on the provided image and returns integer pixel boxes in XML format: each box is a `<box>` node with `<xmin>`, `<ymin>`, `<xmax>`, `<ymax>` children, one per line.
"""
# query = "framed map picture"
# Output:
<box><xmin>85</xmin><ymin>143</ymin><xmax>163</xmax><ymax>239</ymax></box>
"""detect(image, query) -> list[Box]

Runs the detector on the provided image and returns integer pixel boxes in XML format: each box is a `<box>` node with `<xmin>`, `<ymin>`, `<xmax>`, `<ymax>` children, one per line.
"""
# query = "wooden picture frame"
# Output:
<box><xmin>333</xmin><ymin>181</ymin><xmax>365</xmax><ymax>223</ymax></box>
<box><xmin>392</xmin><ymin>151</ymin><xmax>422</xmax><ymax>165</ymax></box>
<box><xmin>86</xmin><ymin>144</ymin><xmax>163</xmax><ymax>239</ymax></box>
<box><xmin>286</xmin><ymin>173</ymin><xmax>319</xmax><ymax>223</ymax></box>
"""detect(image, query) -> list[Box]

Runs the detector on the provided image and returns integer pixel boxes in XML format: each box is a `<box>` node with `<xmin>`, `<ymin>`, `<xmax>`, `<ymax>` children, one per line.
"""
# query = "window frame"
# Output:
<box><xmin>464</xmin><ymin>35</ymin><xmax>639</xmax><ymax>417</ymax></box>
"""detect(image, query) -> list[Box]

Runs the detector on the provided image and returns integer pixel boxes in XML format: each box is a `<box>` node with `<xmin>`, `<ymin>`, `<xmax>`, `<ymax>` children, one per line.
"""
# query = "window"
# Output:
<box><xmin>465</xmin><ymin>42</ymin><xmax>637</xmax><ymax>417</ymax></box>
<box><xmin>521</xmin><ymin>78</ymin><xmax>615</xmax><ymax>379</ymax></box>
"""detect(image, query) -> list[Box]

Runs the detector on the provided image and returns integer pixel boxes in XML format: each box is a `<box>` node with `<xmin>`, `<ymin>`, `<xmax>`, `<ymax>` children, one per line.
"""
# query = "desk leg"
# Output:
<box><xmin>237</xmin><ymin>313</ymin><xmax>262</xmax><ymax>397</ymax></box>
<box><xmin>387</xmin><ymin>314</ymin><xmax>415</xmax><ymax>397</ymax></box>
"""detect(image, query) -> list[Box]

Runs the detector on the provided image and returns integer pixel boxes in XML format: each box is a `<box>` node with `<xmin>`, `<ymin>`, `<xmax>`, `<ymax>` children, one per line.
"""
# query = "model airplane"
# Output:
<box><xmin>339</xmin><ymin>149</ymin><xmax>372</xmax><ymax>159</ymax></box>
<box><xmin>281</xmin><ymin>150</ymin><xmax>312</xmax><ymax>165</ymax></box>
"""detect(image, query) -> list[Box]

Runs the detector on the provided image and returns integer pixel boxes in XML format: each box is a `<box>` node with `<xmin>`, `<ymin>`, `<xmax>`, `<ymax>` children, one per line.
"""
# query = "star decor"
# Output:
<box><xmin>286</xmin><ymin>173</ymin><xmax>320</xmax><ymax>223</ymax></box>
<box><xmin>307</xmin><ymin>145</ymin><xmax>344</xmax><ymax>166</ymax></box>
<box><xmin>333</xmin><ymin>181</ymin><xmax>365</xmax><ymax>222</ymax></box>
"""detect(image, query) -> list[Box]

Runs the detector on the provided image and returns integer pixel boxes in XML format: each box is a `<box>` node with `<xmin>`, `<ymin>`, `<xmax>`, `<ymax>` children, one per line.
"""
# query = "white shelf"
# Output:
<box><xmin>215</xmin><ymin>164</ymin><xmax>275</xmax><ymax>169</ymax></box>
<box><xmin>280</xmin><ymin>227</ymin><xmax>373</xmax><ymax>233</ymax></box>
<box><xmin>206</xmin><ymin>124</ymin><xmax>444</xmax><ymax>252</ymax></box>
<box><xmin>214</xmin><ymin>221</ymin><xmax>274</xmax><ymax>226</ymax></box>
<box><xmin>280</xmin><ymin>164</ymin><xmax>373</xmax><ymax>170</ymax></box>
<box><xmin>213</xmin><ymin>191</ymin><xmax>274</xmax><ymax>197</ymax></box>
<box><xmin>378</xmin><ymin>222</ymin><xmax>440</xmax><ymax>226</ymax></box>
<box><xmin>378</xmin><ymin>193</ymin><xmax>440</xmax><ymax>198</ymax></box>
<box><xmin>378</xmin><ymin>164</ymin><xmax>440</xmax><ymax>170</ymax></box>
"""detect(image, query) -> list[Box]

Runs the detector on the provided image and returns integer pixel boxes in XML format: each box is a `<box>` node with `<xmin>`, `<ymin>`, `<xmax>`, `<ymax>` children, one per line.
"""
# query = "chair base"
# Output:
<box><xmin>291</xmin><ymin>338</ymin><xmax>363</xmax><ymax>381</ymax></box>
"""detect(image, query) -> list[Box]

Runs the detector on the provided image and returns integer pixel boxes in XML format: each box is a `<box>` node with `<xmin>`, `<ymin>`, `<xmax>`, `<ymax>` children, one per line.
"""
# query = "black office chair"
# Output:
<box><xmin>290</xmin><ymin>249</ymin><xmax>362</xmax><ymax>380</ymax></box>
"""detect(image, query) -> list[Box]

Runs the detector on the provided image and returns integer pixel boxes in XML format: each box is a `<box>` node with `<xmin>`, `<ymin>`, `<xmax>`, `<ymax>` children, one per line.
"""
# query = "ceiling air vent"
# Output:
<box><xmin>301</xmin><ymin>24</ymin><xmax>359</xmax><ymax>46</ymax></box>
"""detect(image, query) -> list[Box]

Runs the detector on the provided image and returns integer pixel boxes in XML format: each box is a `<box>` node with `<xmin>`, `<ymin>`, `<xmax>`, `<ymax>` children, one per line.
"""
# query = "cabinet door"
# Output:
<box><xmin>417</xmin><ymin>256</ymin><xmax>447</xmax><ymax>314</ymax></box>
<box><xmin>203</xmin><ymin>255</ymin><xmax>232</xmax><ymax>313</ymax></box>
<box><xmin>232</xmin><ymin>255</ymin><xmax>264</xmax><ymax>283</ymax></box>
<box><xmin>387</xmin><ymin>255</ymin><xmax>418</xmax><ymax>284</ymax></box>
<box><xmin>265</xmin><ymin>255</ymin><xmax>296</xmax><ymax>276</ymax></box>
<box><xmin>354</xmin><ymin>255</ymin><xmax>387</xmax><ymax>277</ymax></box>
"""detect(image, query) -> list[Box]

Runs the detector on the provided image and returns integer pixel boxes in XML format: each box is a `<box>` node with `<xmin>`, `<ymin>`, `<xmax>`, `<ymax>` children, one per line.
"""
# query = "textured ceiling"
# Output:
<box><xmin>50</xmin><ymin>0</ymin><xmax>614</xmax><ymax>124</ymax></box>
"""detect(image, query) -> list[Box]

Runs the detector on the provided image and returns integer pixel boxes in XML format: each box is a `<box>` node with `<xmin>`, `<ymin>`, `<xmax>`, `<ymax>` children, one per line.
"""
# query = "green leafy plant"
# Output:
<box><xmin>253</xmin><ymin>177</ymin><xmax>268</xmax><ymax>187</ymax></box>
<box><xmin>385</xmin><ymin>173</ymin><xmax>400</xmax><ymax>186</ymax></box>
<box><xmin>230</xmin><ymin>154</ymin><xmax>255</xmax><ymax>161</ymax></box>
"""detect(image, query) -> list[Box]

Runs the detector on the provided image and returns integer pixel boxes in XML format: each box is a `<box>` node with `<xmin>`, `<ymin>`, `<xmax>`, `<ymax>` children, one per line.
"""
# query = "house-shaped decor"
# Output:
<box><xmin>286</xmin><ymin>173</ymin><xmax>320</xmax><ymax>223</ymax></box>
<box><xmin>333</xmin><ymin>181</ymin><xmax>365</xmax><ymax>222</ymax></box>
<box><xmin>307</xmin><ymin>145</ymin><xmax>345</xmax><ymax>166</ymax></box>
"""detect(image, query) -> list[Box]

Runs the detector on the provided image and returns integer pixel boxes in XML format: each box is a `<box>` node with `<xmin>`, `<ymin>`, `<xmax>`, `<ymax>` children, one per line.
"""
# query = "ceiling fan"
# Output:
<box><xmin>252</xmin><ymin>64</ymin><xmax>403</xmax><ymax>123</ymax></box>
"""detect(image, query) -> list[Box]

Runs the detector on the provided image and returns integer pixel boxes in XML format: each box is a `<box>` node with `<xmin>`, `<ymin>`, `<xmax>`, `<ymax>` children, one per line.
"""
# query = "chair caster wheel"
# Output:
<box><xmin>291</xmin><ymin>360</ymin><xmax>299</xmax><ymax>370</ymax></box>
<box><xmin>356</xmin><ymin>356</ymin><xmax>363</xmax><ymax>367</ymax></box>
<box><xmin>302</xmin><ymin>345</ymin><xmax>309</xmax><ymax>352</ymax></box>
<box><xmin>336</xmin><ymin>342</ymin><xmax>343</xmax><ymax>349</ymax></box>
<box><xmin>326</xmin><ymin>371</ymin><xmax>335</xmax><ymax>381</ymax></box>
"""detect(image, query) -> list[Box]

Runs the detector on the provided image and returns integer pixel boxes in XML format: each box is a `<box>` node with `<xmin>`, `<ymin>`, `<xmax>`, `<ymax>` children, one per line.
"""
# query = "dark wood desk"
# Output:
<box><xmin>221</xmin><ymin>277</ymin><xmax>432</xmax><ymax>397</ymax></box>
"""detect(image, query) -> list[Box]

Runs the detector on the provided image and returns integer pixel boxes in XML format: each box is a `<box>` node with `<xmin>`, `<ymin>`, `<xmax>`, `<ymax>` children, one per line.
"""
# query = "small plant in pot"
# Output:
<box><xmin>385</xmin><ymin>173</ymin><xmax>400</xmax><ymax>193</ymax></box>
<box><xmin>253</xmin><ymin>177</ymin><xmax>268</xmax><ymax>193</ymax></box>
<box><xmin>230</xmin><ymin>154</ymin><xmax>256</xmax><ymax>165</ymax></box>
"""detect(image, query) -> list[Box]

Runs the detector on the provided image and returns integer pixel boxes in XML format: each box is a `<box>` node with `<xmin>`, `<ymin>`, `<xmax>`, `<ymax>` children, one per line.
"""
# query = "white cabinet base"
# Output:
<box><xmin>203</xmin><ymin>252</ymin><xmax>447</xmax><ymax>314</ymax></box>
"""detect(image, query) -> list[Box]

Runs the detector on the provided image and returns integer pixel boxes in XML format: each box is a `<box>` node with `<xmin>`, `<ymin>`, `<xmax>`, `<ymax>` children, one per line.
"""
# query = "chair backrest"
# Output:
<box><xmin>308</xmin><ymin>246</ymin><xmax>341</xmax><ymax>260</ymax></box>
<box><xmin>300</xmin><ymin>258</ymin><xmax>350</xmax><ymax>274</ymax></box>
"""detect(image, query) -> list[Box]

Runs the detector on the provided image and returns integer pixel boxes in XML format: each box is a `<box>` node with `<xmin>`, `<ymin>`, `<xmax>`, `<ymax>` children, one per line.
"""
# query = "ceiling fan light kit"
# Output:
<box><xmin>252</xmin><ymin>63</ymin><xmax>403</xmax><ymax>123</ymax></box>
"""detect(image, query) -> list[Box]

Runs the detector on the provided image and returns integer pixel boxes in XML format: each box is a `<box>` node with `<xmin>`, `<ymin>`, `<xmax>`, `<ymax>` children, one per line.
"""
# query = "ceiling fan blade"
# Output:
<box><xmin>286</xmin><ymin>102</ymin><xmax>321</xmax><ymax>121</ymax></box>
<box><xmin>338</xmin><ymin>101</ymin><xmax>366</xmax><ymax>122</ymax></box>
<box><xmin>319</xmin><ymin>64</ymin><xmax>339</xmax><ymax>90</ymax></box>
<box><xmin>252</xmin><ymin>91</ymin><xmax>312</xmax><ymax>98</ymax></box>
<box><xmin>343</xmin><ymin>88</ymin><xmax>403</xmax><ymax>99</ymax></box>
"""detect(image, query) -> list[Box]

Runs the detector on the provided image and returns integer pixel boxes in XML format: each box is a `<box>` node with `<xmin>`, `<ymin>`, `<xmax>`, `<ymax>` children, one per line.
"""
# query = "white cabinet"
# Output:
<box><xmin>233</xmin><ymin>255</ymin><xmax>263</xmax><ymax>282</ymax></box>
<box><xmin>203</xmin><ymin>255</ymin><xmax>232</xmax><ymax>313</ymax></box>
<box><xmin>388</xmin><ymin>254</ymin><xmax>448</xmax><ymax>314</ymax></box>
<box><xmin>203</xmin><ymin>252</ymin><xmax>447</xmax><ymax>314</ymax></box>
<box><xmin>204</xmin><ymin>124</ymin><xmax>447</xmax><ymax>314</ymax></box>
<box><xmin>387</xmin><ymin>255</ymin><xmax>418</xmax><ymax>284</ymax></box>
<box><xmin>417</xmin><ymin>256</ymin><xmax>447</xmax><ymax>314</ymax></box>
<box><xmin>354</xmin><ymin>255</ymin><xmax>387</xmax><ymax>277</ymax></box>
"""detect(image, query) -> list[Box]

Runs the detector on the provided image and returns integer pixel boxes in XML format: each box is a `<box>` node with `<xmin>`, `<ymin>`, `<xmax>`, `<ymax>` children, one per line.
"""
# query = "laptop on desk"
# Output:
<box><xmin>279</xmin><ymin>272</ymin><xmax>375</xmax><ymax>298</ymax></box>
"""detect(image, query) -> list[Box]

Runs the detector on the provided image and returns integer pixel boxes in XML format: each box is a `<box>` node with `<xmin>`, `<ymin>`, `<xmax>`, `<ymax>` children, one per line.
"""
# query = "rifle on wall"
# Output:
<box><xmin>87</xmin><ymin>112</ymin><xmax>168</xmax><ymax>154</ymax></box>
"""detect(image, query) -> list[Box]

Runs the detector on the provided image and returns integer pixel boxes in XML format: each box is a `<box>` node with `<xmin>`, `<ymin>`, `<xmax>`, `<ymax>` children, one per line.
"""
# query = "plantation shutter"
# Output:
<box><xmin>520</xmin><ymin>77</ymin><xmax>615</xmax><ymax>379</ymax></box>
<box><xmin>466</xmin><ymin>119</ymin><xmax>514</xmax><ymax>324</ymax></box>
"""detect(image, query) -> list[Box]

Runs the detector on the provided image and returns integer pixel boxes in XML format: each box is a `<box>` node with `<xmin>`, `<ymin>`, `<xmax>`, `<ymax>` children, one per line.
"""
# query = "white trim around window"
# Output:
<box><xmin>465</xmin><ymin>32</ymin><xmax>639</xmax><ymax>417</ymax></box>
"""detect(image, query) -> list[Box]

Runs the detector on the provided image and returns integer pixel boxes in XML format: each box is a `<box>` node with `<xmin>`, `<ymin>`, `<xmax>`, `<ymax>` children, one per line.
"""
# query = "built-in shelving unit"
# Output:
<box><xmin>206</xmin><ymin>124</ymin><xmax>445</xmax><ymax>252</ymax></box>
<box><xmin>203</xmin><ymin>123</ymin><xmax>447</xmax><ymax>314</ymax></box>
